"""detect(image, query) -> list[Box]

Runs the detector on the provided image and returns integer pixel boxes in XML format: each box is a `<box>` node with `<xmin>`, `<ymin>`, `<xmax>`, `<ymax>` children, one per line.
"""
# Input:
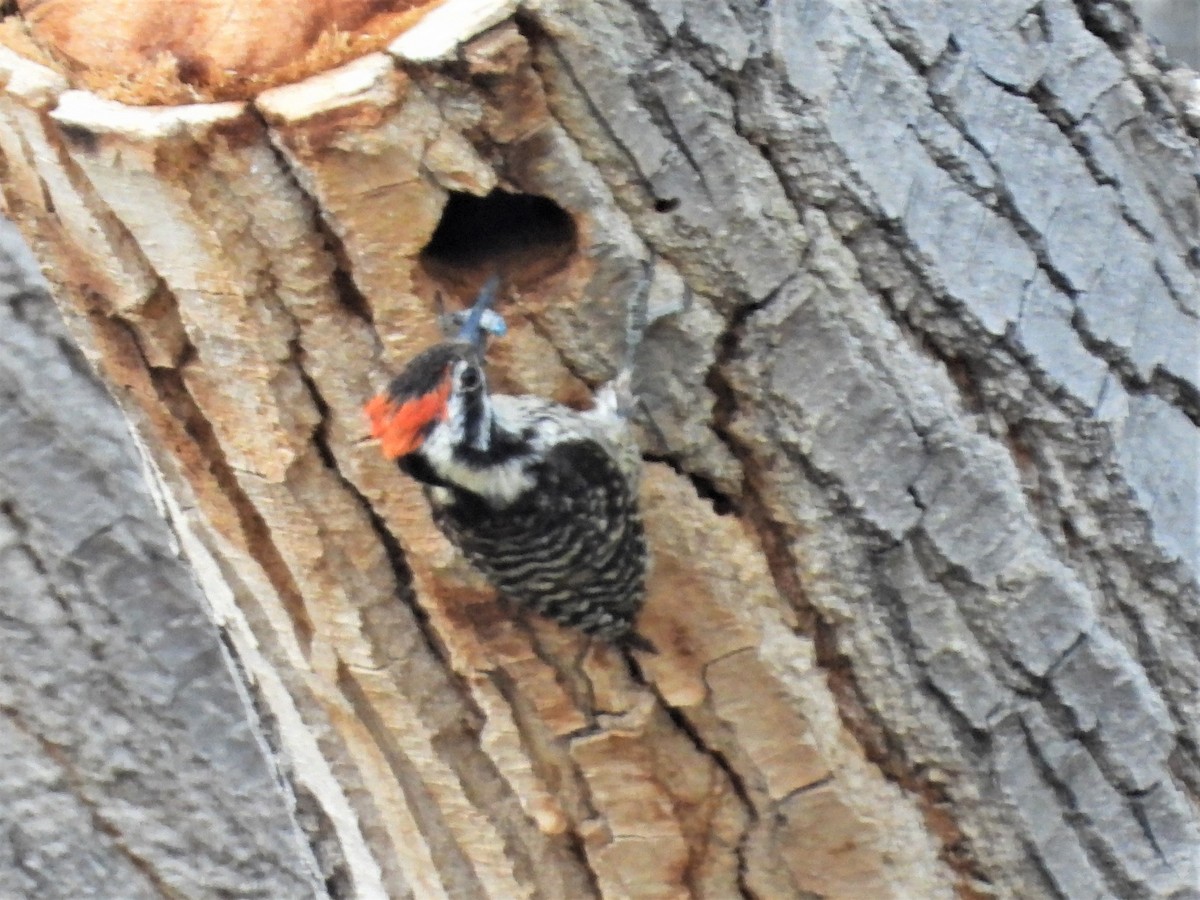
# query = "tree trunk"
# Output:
<box><xmin>1</xmin><ymin>1</ymin><xmax>1197</xmax><ymax>897</ymax></box>
<box><xmin>0</xmin><ymin>218</ymin><xmax>327</xmax><ymax>898</ymax></box>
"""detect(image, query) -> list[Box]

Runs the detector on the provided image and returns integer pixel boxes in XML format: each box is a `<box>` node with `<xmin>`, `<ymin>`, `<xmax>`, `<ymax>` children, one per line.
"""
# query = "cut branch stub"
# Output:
<box><xmin>12</xmin><ymin>0</ymin><xmax>445</xmax><ymax>103</ymax></box>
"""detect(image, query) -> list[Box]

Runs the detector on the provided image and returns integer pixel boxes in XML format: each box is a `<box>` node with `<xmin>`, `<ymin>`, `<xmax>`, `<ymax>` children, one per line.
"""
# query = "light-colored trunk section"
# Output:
<box><xmin>1</xmin><ymin>0</ymin><xmax>1197</xmax><ymax>897</ymax></box>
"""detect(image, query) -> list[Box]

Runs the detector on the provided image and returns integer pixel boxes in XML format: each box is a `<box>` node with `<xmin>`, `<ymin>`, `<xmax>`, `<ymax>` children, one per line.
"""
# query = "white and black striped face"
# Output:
<box><xmin>441</xmin><ymin>356</ymin><xmax>492</xmax><ymax>454</ymax></box>
<box><xmin>366</xmin><ymin>342</ymin><xmax>489</xmax><ymax>460</ymax></box>
<box><xmin>368</xmin><ymin>338</ymin><xmax>551</xmax><ymax>505</ymax></box>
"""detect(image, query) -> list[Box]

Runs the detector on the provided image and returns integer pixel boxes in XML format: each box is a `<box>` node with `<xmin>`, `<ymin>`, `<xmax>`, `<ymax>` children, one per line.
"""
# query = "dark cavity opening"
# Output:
<box><xmin>420</xmin><ymin>189</ymin><xmax>578</xmax><ymax>290</ymax></box>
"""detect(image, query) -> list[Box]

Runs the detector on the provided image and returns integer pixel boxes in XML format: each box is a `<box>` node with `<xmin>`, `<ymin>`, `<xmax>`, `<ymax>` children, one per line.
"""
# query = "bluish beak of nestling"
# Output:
<box><xmin>456</xmin><ymin>275</ymin><xmax>506</xmax><ymax>350</ymax></box>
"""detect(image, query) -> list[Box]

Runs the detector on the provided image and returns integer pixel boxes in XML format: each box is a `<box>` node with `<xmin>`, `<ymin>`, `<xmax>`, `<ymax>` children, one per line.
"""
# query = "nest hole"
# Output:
<box><xmin>420</xmin><ymin>189</ymin><xmax>578</xmax><ymax>294</ymax></box>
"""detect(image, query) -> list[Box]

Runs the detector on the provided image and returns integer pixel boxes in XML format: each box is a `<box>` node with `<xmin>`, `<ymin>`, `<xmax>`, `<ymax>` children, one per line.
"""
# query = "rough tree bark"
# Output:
<box><xmin>1</xmin><ymin>0</ymin><xmax>1197</xmax><ymax>898</ymax></box>
<box><xmin>0</xmin><ymin>219</ymin><xmax>326</xmax><ymax>897</ymax></box>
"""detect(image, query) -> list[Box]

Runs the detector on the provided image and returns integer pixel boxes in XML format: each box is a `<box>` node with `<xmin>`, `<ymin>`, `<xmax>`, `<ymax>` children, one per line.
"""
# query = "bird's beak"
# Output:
<box><xmin>456</xmin><ymin>275</ymin><xmax>502</xmax><ymax>351</ymax></box>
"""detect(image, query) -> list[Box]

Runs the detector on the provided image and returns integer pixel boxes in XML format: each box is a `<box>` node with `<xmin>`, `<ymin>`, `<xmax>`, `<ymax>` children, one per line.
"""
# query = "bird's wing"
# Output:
<box><xmin>432</xmin><ymin>439</ymin><xmax>646</xmax><ymax>634</ymax></box>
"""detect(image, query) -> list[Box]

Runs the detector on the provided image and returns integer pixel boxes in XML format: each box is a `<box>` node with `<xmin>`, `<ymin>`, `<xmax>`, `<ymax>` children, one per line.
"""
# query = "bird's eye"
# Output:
<box><xmin>459</xmin><ymin>365</ymin><xmax>482</xmax><ymax>391</ymax></box>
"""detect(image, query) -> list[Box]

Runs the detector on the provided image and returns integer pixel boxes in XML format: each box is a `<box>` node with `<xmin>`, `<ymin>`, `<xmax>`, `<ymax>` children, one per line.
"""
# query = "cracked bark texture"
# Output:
<box><xmin>0</xmin><ymin>220</ymin><xmax>324</xmax><ymax>897</ymax></box>
<box><xmin>1</xmin><ymin>0</ymin><xmax>1198</xmax><ymax>897</ymax></box>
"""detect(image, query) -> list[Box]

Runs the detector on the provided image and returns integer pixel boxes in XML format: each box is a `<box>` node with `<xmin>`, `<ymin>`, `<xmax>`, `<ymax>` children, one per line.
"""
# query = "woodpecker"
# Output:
<box><xmin>366</xmin><ymin>279</ymin><xmax>653</xmax><ymax>652</ymax></box>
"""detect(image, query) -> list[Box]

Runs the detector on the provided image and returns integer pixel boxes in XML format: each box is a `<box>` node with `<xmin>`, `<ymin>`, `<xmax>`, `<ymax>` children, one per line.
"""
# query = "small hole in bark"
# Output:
<box><xmin>654</xmin><ymin>197</ymin><xmax>680</xmax><ymax>213</ymax></box>
<box><xmin>420</xmin><ymin>189</ymin><xmax>577</xmax><ymax>291</ymax></box>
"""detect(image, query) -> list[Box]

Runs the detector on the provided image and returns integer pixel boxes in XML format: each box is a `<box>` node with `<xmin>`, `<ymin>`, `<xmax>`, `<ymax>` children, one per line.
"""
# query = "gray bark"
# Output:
<box><xmin>0</xmin><ymin>219</ymin><xmax>323</xmax><ymax>898</ymax></box>
<box><xmin>544</xmin><ymin>0</ymin><xmax>1200</xmax><ymax>895</ymax></box>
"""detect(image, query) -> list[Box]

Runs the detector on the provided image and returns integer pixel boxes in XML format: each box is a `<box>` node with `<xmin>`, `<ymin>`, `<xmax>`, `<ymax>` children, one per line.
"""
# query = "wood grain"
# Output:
<box><xmin>13</xmin><ymin>0</ymin><xmax>444</xmax><ymax>102</ymax></box>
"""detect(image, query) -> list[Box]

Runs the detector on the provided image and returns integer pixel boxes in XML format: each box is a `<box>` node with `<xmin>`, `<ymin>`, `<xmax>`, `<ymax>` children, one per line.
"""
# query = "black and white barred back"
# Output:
<box><xmin>429</xmin><ymin>434</ymin><xmax>647</xmax><ymax>646</ymax></box>
<box><xmin>370</xmin><ymin>342</ymin><xmax>652</xmax><ymax>651</ymax></box>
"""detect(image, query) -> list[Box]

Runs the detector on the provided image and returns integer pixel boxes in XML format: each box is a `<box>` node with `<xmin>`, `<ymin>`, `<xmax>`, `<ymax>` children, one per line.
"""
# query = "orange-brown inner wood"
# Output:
<box><xmin>3</xmin><ymin>0</ymin><xmax>445</xmax><ymax>104</ymax></box>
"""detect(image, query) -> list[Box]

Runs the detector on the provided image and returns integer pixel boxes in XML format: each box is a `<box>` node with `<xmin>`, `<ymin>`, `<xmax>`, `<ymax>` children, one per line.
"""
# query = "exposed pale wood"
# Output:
<box><xmin>389</xmin><ymin>0</ymin><xmax>517</xmax><ymax>62</ymax></box>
